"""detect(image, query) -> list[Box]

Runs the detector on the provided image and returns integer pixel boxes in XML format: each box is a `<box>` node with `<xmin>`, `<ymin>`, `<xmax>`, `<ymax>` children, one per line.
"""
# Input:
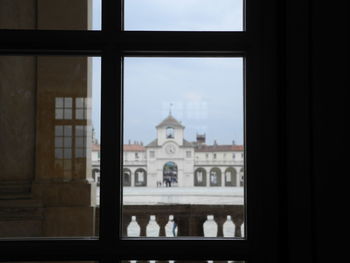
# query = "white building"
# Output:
<box><xmin>122</xmin><ymin>114</ymin><xmax>244</xmax><ymax>189</ymax></box>
<box><xmin>92</xmin><ymin>114</ymin><xmax>245</xmax><ymax>206</ymax></box>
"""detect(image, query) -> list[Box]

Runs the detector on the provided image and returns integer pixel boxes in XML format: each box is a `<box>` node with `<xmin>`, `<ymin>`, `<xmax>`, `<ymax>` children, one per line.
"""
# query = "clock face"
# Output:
<box><xmin>165</xmin><ymin>143</ymin><xmax>176</xmax><ymax>154</ymax></box>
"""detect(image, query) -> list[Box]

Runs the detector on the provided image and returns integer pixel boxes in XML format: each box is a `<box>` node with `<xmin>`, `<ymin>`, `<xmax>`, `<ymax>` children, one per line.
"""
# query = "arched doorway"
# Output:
<box><xmin>240</xmin><ymin>167</ymin><xmax>244</xmax><ymax>187</ymax></box>
<box><xmin>163</xmin><ymin>161</ymin><xmax>178</xmax><ymax>187</ymax></box>
<box><xmin>123</xmin><ymin>168</ymin><xmax>131</xmax><ymax>187</ymax></box>
<box><xmin>224</xmin><ymin>167</ymin><xmax>237</xmax><ymax>186</ymax></box>
<box><xmin>209</xmin><ymin>167</ymin><xmax>222</xmax><ymax>186</ymax></box>
<box><xmin>92</xmin><ymin>168</ymin><xmax>100</xmax><ymax>186</ymax></box>
<box><xmin>134</xmin><ymin>168</ymin><xmax>147</xmax><ymax>186</ymax></box>
<box><xmin>194</xmin><ymin>168</ymin><xmax>207</xmax><ymax>186</ymax></box>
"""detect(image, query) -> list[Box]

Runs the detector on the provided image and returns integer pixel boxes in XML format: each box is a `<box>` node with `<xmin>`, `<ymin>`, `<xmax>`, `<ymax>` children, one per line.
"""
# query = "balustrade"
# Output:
<box><xmin>125</xmin><ymin>213</ymin><xmax>244</xmax><ymax>238</ymax></box>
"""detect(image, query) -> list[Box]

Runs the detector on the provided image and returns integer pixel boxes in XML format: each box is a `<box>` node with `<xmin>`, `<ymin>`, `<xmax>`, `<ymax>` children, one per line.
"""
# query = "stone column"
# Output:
<box><xmin>131</xmin><ymin>168</ymin><xmax>135</xmax><ymax>187</ymax></box>
<box><xmin>206</xmin><ymin>167</ymin><xmax>210</xmax><ymax>187</ymax></box>
<box><xmin>234</xmin><ymin>166</ymin><xmax>240</xmax><ymax>186</ymax></box>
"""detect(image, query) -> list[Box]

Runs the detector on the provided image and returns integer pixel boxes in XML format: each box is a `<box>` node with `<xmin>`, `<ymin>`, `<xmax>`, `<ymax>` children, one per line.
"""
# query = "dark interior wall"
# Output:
<box><xmin>285</xmin><ymin>0</ymin><xmax>345</xmax><ymax>262</ymax></box>
<box><xmin>310</xmin><ymin>1</ymin><xmax>345</xmax><ymax>262</ymax></box>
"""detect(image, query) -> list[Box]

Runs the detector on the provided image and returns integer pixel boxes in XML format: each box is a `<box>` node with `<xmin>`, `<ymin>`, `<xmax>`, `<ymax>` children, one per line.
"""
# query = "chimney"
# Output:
<box><xmin>196</xmin><ymin>133</ymin><xmax>206</xmax><ymax>144</ymax></box>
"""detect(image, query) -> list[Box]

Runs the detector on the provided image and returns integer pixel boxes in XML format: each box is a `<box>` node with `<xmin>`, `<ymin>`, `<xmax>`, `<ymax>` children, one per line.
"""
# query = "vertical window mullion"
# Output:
<box><xmin>99</xmin><ymin>51</ymin><xmax>123</xmax><ymax>248</ymax></box>
<box><xmin>102</xmin><ymin>0</ymin><xmax>123</xmax><ymax>32</ymax></box>
<box><xmin>100</xmin><ymin>0</ymin><xmax>124</xmax><ymax>253</ymax></box>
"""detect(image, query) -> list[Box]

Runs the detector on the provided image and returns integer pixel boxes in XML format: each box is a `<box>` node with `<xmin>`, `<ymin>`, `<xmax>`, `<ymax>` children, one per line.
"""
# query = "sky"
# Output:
<box><xmin>124</xmin><ymin>0</ymin><xmax>243</xmax><ymax>31</ymax></box>
<box><xmin>91</xmin><ymin>1</ymin><xmax>244</xmax><ymax>145</ymax></box>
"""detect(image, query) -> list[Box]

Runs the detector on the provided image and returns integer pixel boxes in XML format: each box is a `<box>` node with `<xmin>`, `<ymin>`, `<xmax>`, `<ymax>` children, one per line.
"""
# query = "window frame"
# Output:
<box><xmin>0</xmin><ymin>0</ymin><xmax>284</xmax><ymax>262</ymax></box>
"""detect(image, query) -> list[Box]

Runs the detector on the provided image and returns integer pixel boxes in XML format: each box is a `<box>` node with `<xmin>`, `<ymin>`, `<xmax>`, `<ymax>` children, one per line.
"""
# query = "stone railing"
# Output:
<box><xmin>194</xmin><ymin>160</ymin><xmax>243</xmax><ymax>166</ymax></box>
<box><xmin>123</xmin><ymin>160</ymin><xmax>147</xmax><ymax>165</ymax></box>
<box><xmin>126</xmin><ymin>261</ymin><xmax>245</xmax><ymax>263</ymax></box>
<box><xmin>126</xmin><ymin>214</ymin><xmax>244</xmax><ymax>238</ymax></box>
<box><xmin>122</xmin><ymin>205</ymin><xmax>244</xmax><ymax>237</ymax></box>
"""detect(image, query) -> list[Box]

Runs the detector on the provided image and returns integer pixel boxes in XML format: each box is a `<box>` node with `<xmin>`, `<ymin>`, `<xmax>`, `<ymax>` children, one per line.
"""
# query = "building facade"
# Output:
<box><xmin>121</xmin><ymin>114</ymin><xmax>244</xmax><ymax>189</ymax></box>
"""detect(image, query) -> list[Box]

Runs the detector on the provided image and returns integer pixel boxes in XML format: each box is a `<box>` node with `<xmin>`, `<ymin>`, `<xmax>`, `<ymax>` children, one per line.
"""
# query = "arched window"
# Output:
<box><xmin>166</xmin><ymin>127</ymin><xmax>174</xmax><ymax>138</ymax></box>
<box><xmin>163</xmin><ymin>161</ymin><xmax>178</xmax><ymax>187</ymax></box>
<box><xmin>240</xmin><ymin>167</ymin><xmax>244</xmax><ymax>187</ymax></box>
<box><xmin>194</xmin><ymin>168</ymin><xmax>207</xmax><ymax>186</ymax></box>
<box><xmin>209</xmin><ymin>167</ymin><xmax>222</xmax><ymax>186</ymax></box>
<box><xmin>224</xmin><ymin>167</ymin><xmax>237</xmax><ymax>186</ymax></box>
<box><xmin>123</xmin><ymin>168</ymin><xmax>132</xmax><ymax>187</ymax></box>
<box><xmin>134</xmin><ymin>168</ymin><xmax>147</xmax><ymax>186</ymax></box>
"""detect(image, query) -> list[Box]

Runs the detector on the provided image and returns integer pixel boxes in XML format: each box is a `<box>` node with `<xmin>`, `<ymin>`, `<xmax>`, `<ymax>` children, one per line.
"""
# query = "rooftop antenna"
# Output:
<box><xmin>169</xmin><ymin>103</ymin><xmax>173</xmax><ymax>116</ymax></box>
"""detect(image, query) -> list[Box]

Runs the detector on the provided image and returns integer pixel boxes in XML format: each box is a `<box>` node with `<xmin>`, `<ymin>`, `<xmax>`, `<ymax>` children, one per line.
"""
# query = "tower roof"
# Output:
<box><xmin>156</xmin><ymin>114</ymin><xmax>184</xmax><ymax>128</ymax></box>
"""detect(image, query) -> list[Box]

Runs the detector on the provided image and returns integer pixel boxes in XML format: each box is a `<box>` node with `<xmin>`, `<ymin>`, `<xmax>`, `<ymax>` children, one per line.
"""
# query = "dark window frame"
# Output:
<box><xmin>0</xmin><ymin>0</ymin><xmax>287</xmax><ymax>262</ymax></box>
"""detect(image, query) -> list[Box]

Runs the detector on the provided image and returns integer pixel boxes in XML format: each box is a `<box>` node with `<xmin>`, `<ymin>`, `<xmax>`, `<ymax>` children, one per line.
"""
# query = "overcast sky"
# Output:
<box><xmin>91</xmin><ymin>1</ymin><xmax>244</xmax><ymax>145</ymax></box>
<box><xmin>124</xmin><ymin>0</ymin><xmax>243</xmax><ymax>31</ymax></box>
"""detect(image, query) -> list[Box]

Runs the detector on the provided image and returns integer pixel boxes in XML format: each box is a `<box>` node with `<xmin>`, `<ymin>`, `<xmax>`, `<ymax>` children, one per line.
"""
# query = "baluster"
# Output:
<box><xmin>127</xmin><ymin>216</ymin><xmax>141</xmax><ymax>237</ymax></box>
<box><xmin>223</xmin><ymin>215</ymin><xmax>236</xmax><ymax>237</ymax></box>
<box><xmin>203</xmin><ymin>215</ymin><xmax>218</xmax><ymax>237</ymax></box>
<box><xmin>146</xmin><ymin>215</ymin><xmax>160</xmax><ymax>237</ymax></box>
<box><xmin>240</xmin><ymin>223</ymin><xmax>245</xmax><ymax>238</ymax></box>
<box><xmin>165</xmin><ymin>215</ymin><xmax>178</xmax><ymax>237</ymax></box>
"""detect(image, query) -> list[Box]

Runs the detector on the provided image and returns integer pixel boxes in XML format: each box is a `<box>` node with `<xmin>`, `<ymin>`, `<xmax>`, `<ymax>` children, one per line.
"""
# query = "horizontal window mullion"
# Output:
<box><xmin>115</xmin><ymin>240</ymin><xmax>249</xmax><ymax>259</ymax></box>
<box><xmin>0</xmin><ymin>239</ymin><xmax>101</xmax><ymax>261</ymax></box>
<box><xmin>0</xmin><ymin>31</ymin><xmax>253</xmax><ymax>53</ymax></box>
<box><xmin>0</xmin><ymin>30</ymin><xmax>106</xmax><ymax>53</ymax></box>
<box><xmin>0</xmin><ymin>239</ymin><xmax>250</xmax><ymax>261</ymax></box>
<box><xmin>117</xmin><ymin>31</ymin><xmax>251</xmax><ymax>52</ymax></box>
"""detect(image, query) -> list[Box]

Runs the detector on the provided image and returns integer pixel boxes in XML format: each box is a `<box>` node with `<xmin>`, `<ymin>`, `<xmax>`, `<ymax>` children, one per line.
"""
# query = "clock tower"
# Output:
<box><xmin>145</xmin><ymin>114</ymin><xmax>195</xmax><ymax>187</ymax></box>
<box><xmin>155</xmin><ymin>113</ymin><xmax>185</xmax><ymax>146</ymax></box>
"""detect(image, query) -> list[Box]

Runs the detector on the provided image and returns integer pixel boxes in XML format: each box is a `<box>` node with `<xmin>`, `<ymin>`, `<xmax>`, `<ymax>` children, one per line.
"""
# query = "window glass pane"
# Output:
<box><xmin>55</xmin><ymin>109</ymin><xmax>64</xmax><ymax>119</ymax></box>
<box><xmin>0</xmin><ymin>56</ymin><xmax>101</xmax><ymax>238</ymax></box>
<box><xmin>55</xmin><ymin>125</ymin><xmax>63</xmax><ymax>136</ymax></box>
<box><xmin>64</xmin><ymin>137</ymin><xmax>72</xmax><ymax>148</ymax></box>
<box><xmin>0</xmin><ymin>0</ymin><xmax>101</xmax><ymax>30</ymax></box>
<box><xmin>76</xmin><ymin>137</ymin><xmax>85</xmax><ymax>147</ymax></box>
<box><xmin>55</xmin><ymin>97</ymin><xmax>64</xmax><ymax>107</ymax></box>
<box><xmin>76</xmin><ymin>97</ymin><xmax>85</xmax><ymax>108</ymax></box>
<box><xmin>55</xmin><ymin>137</ymin><xmax>63</xmax><ymax>147</ymax></box>
<box><xmin>76</xmin><ymin>125</ymin><xmax>85</xmax><ymax>136</ymax></box>
<box><xmin>55</xmin><ymin>148</ymin><xmax>63</xmax><ymax>159</ymax></box>
<box><xmin>124</xmin><ymin>0</ymin><xmax>244</xmax><ymax>31</ymax></box>
<box><xmin>123</xmin><ymin>57</ymin><xmax>245</xmax><ymax>238</ymax></box>
<box><xmin>64</xmin><ymin>109</ymin><xmax>72</xmax><ymax>119</ymax></box>
<box><xmin>64</xmin><ymin>125</ymin><xmax>73</xmax><ymax>136</ymax></box>
<box><xmin>76</xmin><ymin>109</ymin><xmax>85</xmax><ymax>119</ymax></box>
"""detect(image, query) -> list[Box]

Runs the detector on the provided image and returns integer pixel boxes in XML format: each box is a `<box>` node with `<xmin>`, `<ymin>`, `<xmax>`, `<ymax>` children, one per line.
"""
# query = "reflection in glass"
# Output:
<box><xmin>0</xmin><ymin>0</ymin><xmax>101</xmax><ymax>30</ymax></box>
<box><xmin>0</xmin><ymin>56</ymin><xmax>101</xmax><ymax>238</ymax></box>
